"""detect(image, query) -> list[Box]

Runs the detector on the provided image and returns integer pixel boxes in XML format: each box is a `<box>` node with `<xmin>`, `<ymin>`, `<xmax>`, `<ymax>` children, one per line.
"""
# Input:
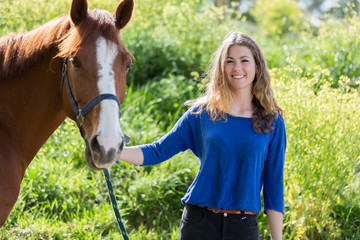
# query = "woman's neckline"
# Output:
<box><xmin>225</xmin><ymin>112</ymin><xmax>253</xmax><ymax>119</ymax></box>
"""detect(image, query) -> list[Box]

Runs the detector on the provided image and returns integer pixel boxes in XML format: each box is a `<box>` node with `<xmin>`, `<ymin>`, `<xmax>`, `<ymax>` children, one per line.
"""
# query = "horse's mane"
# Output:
<box><xmin>0</xmin><ymin>9</ymin><xmax>131</xmax><ymax>80</ymax></box>
<box><xmin>0</xmin><ymin>16</ymin><xmax>71</xmax><ymax>80</ymax></box>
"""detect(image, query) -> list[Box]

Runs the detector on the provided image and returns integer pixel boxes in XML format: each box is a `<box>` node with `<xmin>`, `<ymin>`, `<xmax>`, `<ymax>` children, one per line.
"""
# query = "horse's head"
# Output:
<box><xmin>59</xmin><ymin>0</ymin><xmax>134</xmax><ymax>170</ymax></box>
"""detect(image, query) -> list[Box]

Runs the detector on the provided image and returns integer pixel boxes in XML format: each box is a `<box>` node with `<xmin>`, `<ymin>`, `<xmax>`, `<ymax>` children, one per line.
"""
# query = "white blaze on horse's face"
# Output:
<box><xmin>95</xmin><ymin>36</ymin><xmax>123</xmax><ymax>168</ymax></box>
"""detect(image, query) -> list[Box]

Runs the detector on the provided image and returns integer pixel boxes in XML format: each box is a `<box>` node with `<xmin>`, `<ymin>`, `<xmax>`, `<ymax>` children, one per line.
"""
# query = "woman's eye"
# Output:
<box><xmin>71</xmin><ymin>57</ymin><xmax>82</xmax><ymax>68</ymax></box>
<box><xmin>126</xmin><ymin>59</ymin><xmax>132</xmax><ymax>71</ymax></box>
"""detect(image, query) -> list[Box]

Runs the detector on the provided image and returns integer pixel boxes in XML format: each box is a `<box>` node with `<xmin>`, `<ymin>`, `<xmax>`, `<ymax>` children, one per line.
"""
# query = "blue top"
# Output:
<box><xmin>139</xmin><ymin>106</ymin><xmax>286</xmax><ymax>214</ymax></box>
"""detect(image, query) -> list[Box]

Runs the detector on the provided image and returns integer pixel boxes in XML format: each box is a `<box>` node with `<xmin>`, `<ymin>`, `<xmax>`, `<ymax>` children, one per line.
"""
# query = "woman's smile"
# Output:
<box><xmin>232</xmin><ymin>74</ymin><xmax>245</xmax><ymax>79</ymax></box>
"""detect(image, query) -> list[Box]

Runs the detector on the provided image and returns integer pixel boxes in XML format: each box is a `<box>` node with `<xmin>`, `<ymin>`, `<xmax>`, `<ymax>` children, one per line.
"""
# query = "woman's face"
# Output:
<box><xmin>224</xmin><ymin>45</ymin><xmax>256</xmax><ymax>94</ymax></box>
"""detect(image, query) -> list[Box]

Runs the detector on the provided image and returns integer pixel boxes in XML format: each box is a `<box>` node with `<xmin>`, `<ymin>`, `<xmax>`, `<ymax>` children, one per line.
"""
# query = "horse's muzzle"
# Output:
<box><xmin>85</xmin><ymin>134</ymin><xmax>124</xmax><ymax>170</ymax></box>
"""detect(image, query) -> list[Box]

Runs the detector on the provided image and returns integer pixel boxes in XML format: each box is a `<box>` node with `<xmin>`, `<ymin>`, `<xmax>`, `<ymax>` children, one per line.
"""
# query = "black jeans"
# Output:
<box><xmin>178</xmin><ymin>204</ymin><xmax>260</xmax><ymax>240</ymax></box>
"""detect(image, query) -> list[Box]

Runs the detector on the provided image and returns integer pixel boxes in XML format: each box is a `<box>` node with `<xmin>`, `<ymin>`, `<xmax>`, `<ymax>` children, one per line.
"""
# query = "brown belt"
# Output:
<box><xmin>199</xmin><ymin>205</ymin><xmax>257</xmax><ymax>215</ymax></box>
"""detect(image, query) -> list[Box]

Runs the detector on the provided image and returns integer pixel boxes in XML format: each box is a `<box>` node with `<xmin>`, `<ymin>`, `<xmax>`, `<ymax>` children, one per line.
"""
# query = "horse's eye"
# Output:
<box><xmin>126</xmin><ymin>59</ymin><xmax>132</xmax><ymax>71</ymax></box>
<box><xmin>71</xmin><ymin>57</ymin><xmax>82</xmax><ymax>68</ymax></box>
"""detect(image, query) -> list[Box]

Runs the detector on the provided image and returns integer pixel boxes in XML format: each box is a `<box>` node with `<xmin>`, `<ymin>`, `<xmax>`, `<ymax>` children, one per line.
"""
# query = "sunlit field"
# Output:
<box><xmin>0</xmin><ymin>0</ymin><xmax>359</xmax><ymax>239</ymax></box>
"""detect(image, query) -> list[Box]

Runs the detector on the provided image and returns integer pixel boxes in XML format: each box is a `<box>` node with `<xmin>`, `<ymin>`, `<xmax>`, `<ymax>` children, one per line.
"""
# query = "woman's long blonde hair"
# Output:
<box><xmin>186</xmin><ymin>32</ymin><xmax>284</xmax><ymax>134</ymax></box>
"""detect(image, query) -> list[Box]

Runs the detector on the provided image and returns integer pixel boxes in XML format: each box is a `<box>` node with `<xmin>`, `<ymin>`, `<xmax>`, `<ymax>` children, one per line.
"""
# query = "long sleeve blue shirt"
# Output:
<box><xmin>139</xmin><ymin>106</ymin><xmax>286</xmax><ymax>214</ymax></box>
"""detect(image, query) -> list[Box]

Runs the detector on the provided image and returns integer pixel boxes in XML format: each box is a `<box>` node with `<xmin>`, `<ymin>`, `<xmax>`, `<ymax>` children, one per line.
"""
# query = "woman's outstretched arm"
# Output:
<box><xmin>117</xmin><ymin>146</ymin><xmax>144</xmax><ymax>165</ymax></box>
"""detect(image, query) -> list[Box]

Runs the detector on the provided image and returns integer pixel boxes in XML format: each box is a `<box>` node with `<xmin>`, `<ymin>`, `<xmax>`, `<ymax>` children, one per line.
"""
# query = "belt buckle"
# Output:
<box><xmin>211</xmin><ymin>208</ymin><xmax>221</xmax><ymax>214</ymax></box>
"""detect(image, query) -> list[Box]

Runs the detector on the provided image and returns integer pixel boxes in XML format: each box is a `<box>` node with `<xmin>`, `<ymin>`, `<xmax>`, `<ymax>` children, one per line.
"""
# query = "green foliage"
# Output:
<box><xmin>122</xmin><ymin>0</ymin><xmax>241</xmax><ymax>85</ymax></box>
<box><xmin>0</xmin><ymin>0</ymin><xmax>360</xmax><ymax>239</ymax></box>
<box><xmin>250</xmin><ymin>0</ymin><xmax>304</xmax><ymax>37</ymax></box>
<box><xmin>271</xmin><ymin>64</ymin><xmax>360</xmax><ymax>239</ymax></box>
<box><xmin>250</xmin><ymin>3</ymin><xmax>360</xmax><ymax>89</ymax></box>
<box><xmin>120</xmin><ymin>159</ymin><xmax>195</xmax><ymax>231</ymax></box>
<box><xmin>297</xmin><ymin>5</ymin><xmax>360</xmax><ymax>87</ymax></box>
<box><xmin>0</xmin><ymin>0</ymin><xmax>70</xmax><ymax>36</ymax></box>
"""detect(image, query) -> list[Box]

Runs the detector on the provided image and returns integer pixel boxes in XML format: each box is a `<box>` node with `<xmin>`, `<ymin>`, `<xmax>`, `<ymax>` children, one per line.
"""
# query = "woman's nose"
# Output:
<box><xmin>234</xmin><ymin>62</ymin><xmax>242</xmax><ymax>72</ymax></box>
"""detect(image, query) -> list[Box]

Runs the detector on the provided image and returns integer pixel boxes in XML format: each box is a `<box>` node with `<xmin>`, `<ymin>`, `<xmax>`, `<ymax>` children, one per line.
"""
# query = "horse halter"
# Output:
<box><xmin>60</xmin><ymin>58</ymin><xmax>129</xmax><ymax>142</ymax></box>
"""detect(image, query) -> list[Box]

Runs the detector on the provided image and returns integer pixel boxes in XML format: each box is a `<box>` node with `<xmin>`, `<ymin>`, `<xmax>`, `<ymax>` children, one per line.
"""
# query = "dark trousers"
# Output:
<box><xmin>178</xmin><ymin>204</ymin><xmax>260</xmax><ymax>240</ymax></box>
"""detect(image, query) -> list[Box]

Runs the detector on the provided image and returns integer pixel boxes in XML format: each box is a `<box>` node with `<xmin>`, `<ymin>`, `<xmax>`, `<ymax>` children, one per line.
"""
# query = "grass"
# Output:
<box><xmin>271</xmin><ymin>63</ymin><xmax>360</xmax><ymax>239</ymax></box>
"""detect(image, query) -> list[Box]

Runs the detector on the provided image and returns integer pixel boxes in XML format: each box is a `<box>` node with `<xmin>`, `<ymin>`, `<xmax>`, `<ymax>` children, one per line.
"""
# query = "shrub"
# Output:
<box><xmin>270</xmin><ymin>63</ymin><xmax>360</xmax><ymax>239</ymax></box>
<box><xmin>122</xmin><ymin>0</ymin><xmax>244</xmax><ymax>85</ymax></box>
<box><xmin>297</xmin><ymin>5</ymin><xmax>360</xmax><ymax>87</ymax></box>
<box><xmin>249</xmin><ymin>0</ymin><xmax>305</xmax><ymax>37</ymax></box>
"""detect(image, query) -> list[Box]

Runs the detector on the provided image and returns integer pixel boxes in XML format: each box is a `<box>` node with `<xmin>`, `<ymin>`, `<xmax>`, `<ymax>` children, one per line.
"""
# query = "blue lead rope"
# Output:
<box><xmin>103</xmin><ymin>169</ymin><xmax>130</xmax><ymax>240</ymax></box>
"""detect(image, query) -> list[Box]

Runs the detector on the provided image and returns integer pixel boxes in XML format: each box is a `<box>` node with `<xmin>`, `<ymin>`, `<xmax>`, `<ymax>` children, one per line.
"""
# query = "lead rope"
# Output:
<box><xmin>103</xmin><ymin>169</ymin><xmax>130</xmax><ymax>240</ymax></box>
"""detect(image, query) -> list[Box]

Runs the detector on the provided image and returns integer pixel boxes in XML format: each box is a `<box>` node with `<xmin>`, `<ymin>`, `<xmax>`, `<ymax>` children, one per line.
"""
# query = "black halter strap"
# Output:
<box><xmin>61</xmin><ymin>58</ymin><xmax>121</xmax><ymax>130</ymax></box>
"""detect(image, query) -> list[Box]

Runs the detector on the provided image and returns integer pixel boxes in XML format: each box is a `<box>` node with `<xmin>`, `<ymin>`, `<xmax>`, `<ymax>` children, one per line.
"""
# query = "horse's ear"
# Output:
<box><xmin>114</xmin><ymin>0</ymin><xmax>135</xmax><ymax>30</ymax></box>
<box><xmin>70</xmin><ymin>0</ymin><xmax>88</xmax><ymax>25</ymax></box>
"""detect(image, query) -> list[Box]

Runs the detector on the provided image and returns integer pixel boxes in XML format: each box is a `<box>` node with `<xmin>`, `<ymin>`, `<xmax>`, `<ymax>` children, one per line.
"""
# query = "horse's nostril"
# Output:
<box><xmin>90</xmin><ymin>135</ymin><xmax>101</xmax><ymax>154</ymax></box>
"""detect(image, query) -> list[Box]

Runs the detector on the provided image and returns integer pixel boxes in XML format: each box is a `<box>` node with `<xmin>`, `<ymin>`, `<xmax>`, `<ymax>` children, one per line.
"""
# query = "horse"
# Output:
<box><xmin>0</xmin><ymin>0</ymin><xmax>134</xmax><ymax>227</ymax></box>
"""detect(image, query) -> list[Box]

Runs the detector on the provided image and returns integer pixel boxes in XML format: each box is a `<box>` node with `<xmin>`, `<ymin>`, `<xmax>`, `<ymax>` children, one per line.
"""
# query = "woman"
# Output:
<box><xmin>118</xmin><ymin>32</ymin><xmax>286</xmax><ymax>240</ymax></box>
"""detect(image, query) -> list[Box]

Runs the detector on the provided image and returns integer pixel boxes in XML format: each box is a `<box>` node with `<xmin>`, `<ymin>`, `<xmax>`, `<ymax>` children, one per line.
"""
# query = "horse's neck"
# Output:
<box><xmin>0</xmin><ymin>51</ymin><xmax>66</xmax><ymax>172</ymax></box>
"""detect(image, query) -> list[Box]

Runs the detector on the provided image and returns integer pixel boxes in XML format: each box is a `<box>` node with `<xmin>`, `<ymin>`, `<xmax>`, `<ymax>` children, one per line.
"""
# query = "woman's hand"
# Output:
<box><xmin>117</xmin><ymin>146</ymin><xmax>144</xmax><ymax>165</ymax></box>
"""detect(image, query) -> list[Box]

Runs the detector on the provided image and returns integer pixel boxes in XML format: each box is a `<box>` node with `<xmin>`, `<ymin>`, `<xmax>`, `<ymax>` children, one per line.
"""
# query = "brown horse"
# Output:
<box><xmin>0</xmin><ymin>0</ymin><xmax>134</xmax><ymax>227</ymax></box>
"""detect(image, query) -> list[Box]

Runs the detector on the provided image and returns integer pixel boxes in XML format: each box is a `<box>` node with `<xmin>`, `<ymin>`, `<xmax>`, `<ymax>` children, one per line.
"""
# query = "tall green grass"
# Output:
<box><xmin>271</xmin><ymin>61</ymin><xmax>360</xmax><ymax>239</ymax></box>
<box><xmin>0</xmin><ymin>0</ymin><xmax>359</xmax><ymax>239</ymax></box>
